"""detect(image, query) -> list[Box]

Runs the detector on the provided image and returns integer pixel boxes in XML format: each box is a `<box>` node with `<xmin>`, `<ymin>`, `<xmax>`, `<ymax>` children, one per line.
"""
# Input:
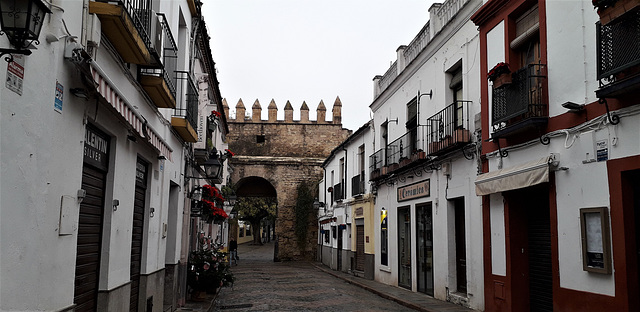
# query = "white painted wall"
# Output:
<box><xmin>0</xmin><ymin>0</ymin><xmax>200</xmax><ymax>310</ymax></box>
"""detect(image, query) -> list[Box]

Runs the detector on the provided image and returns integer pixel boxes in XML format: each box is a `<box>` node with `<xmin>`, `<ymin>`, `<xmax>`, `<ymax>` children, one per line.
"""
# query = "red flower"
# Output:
<box><xmin>225</xmin><ymin>149</ymin><xmax>235</xmax><ymax>157</ymax></box>
<box><xmin>487</xmin><ymin>62</ymin><xmax>511</xmax><ymax>81</ymax></box>
<box><xmin>212</xmin><ymin>111</ymin><xmax>222</xmax><ymax>118</ymax></box>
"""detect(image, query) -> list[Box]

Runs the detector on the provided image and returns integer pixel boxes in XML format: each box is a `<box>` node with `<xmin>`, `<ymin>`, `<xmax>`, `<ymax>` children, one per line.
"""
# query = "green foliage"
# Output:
<box><xmin>187</xmin><ymin>243</ymin><xmax>234</xmax><ymax>292</ymax></box>
<box><xmin>294</xmin><ymin>181</ymin><xmax>315</xmax><ymax>252</ymax></box>
<box><xmin>235</xmin><ymin>197</ymin><xmax>277</xmax><ymax>223</ymax></box>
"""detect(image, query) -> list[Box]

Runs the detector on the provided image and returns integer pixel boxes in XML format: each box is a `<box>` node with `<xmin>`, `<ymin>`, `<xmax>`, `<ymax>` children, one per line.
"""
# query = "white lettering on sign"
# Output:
<box><xmin>397</xmin><ymin>180</ymin><xmax>430</xmax><ymax>202</ymax></box>
<box><xmin>85</xmin><ymin>129</ymin><xmax>108</xmax><ymax>154</ymax></box>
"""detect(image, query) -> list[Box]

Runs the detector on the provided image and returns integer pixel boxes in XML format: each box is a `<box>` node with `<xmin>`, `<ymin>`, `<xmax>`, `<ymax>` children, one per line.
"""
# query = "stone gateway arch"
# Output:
<box><xmin>225</xmin><ymin>97</ymin><xmax>351</xmax><ymax>260</ymax></box>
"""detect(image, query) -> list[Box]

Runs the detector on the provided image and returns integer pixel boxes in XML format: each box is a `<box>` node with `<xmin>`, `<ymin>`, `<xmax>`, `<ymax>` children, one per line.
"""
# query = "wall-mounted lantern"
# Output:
<box><xmin>0</xmin><ymin>0</ymin><xmax>52</xmax><ymax>62</ymax></box>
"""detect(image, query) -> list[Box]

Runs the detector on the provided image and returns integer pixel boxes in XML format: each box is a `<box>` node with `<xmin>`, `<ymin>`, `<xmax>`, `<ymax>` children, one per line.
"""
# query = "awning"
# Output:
<box><xmin>475</xmin><ymin>156</ymin><xmax>552</xmax><ymax>196</ymax></box>
<box><xmin>91</xmin><ymin>64</ymin><xmax>173</xmax><ymax>161</ymax></box>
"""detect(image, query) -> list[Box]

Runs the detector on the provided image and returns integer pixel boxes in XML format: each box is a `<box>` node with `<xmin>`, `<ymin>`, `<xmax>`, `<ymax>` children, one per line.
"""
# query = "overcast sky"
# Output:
<box><xmin>204</xmin><ymin>1</ymin><xmax>436</xmax><ymax>131</ymax></box>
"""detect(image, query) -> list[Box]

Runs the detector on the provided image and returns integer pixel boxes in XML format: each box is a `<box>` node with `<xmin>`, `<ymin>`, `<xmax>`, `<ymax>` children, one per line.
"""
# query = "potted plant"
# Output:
<box><xmin>488</xmin><ymin>62</ymin><xmax>511</xmax><ymax>89</ymax></box>
<box><xmin>593</xmin><ymin>0</ymin><xmax>639</xmax><ymax>25</ymax></box>
<box><xmin>187</xmin><ymin>242</ymin><xmax>234</xmax><ymax>300</ymax></box>
<box><xmin>399</xmin><ymin>156</ymin><xmax>411</xmax><ymax>167</ymax></box>
<box><xmin>411</xmin><ymin>149</ymin><xmax>426</xmax><ymax>161</ymax></box>
<box><xmin>200</xmin><ymin>185</ymin><xmax>228</xmax><ymax>223</ymax></box>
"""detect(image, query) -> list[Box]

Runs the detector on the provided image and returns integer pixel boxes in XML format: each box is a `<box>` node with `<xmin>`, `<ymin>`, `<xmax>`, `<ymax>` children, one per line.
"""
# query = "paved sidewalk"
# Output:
<box><xmin>178</xmin><ymin>242</ymin><xmax>475</xmax><ymax>312</ymax></box>
<box><xmin>312</xmin><ymin>264</ymin><xmax>474</xmax><ymax>312</ymax></box>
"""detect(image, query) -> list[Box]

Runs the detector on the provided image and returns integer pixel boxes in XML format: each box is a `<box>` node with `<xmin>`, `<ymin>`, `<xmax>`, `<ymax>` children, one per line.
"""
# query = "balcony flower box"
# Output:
<box><xmin>411</xmin><ymin>150</ymin><xmax>426</xmax><ymax>162</ymax></box>
<box><xmin>594</xmin><ymin>0</ymin><xmax>639</xmax><ymax>26</ymax></box>
<box><xmin>453</xmin><ymin>129</ymin><xmax>471</xmax><ymax>144</ymax></box>
<box><xmin>371</xmin><ymin>168</ymin><xmax>380</xmax><ymax>180</ymax></box>
<box><xmin>386</xmin><ymin>163</ymin><xmax>399</xmax><ymax>173</ymax></box>
<box><xmin>429</xmin><ymin>137</ymin><xmax>452</xmax><ymax>154</ymax></box>
<box><xmin>488</xmin><ymin>62</ymin><xmax>512</xmax><ymax>89</ymax></box>
<box><xmin>399</xmin><ymin>157</ymin><xmax>411</xmax><ymax>167</ymax></box>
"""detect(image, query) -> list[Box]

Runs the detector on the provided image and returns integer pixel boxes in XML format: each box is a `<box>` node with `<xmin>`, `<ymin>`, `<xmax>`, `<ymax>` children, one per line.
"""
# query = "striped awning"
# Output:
<box><xmin>91</xmin><ymin>65</ymin><xmax>173</xmax><ymax>161</ymax></box>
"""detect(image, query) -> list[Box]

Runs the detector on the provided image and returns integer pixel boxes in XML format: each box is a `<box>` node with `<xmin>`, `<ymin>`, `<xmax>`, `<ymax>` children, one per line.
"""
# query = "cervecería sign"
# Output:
<box><xmin>397</xmin><ymin>179</ymin><xmax>430</xmax><ymax>202</ymax></box>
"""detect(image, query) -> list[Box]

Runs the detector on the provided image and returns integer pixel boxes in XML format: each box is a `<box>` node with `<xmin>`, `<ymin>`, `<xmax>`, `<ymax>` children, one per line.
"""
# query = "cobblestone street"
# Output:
<box><xmin>213</xmin><ymin>242</ymin><xmax>411</xmax><ymax>311</ymax></box>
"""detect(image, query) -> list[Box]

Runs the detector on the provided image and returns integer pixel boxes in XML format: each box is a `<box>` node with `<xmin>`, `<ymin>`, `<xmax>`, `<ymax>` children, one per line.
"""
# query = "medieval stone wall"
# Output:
<box><xmin>226</xmin><ymin>97</ymin><xmax>351</xmax><ymax>260</ymax></box>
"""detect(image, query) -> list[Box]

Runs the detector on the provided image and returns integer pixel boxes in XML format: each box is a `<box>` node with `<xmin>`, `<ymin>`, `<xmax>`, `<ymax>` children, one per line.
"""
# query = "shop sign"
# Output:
<box><xmin>84</xmin><ymin>125</ymin><xmax>110</xmax><ymax>171</ymax></box>
<box><xmin>596</xmin><ymin>139</ymin><xmax>608</xmax><ymax>162</ymax></box>
<box><xmin>397</xmin><ymin>179</ymin><xmax>430</xmax><ymax>202</ymax></box>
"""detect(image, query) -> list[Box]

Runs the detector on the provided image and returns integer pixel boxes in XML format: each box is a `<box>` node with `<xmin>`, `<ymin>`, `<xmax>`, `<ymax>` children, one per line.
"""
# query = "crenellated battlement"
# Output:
<box><xmin>222</xmin><ymin>97</ymin><xmax>343</xmax><ymax>125</ymax></box>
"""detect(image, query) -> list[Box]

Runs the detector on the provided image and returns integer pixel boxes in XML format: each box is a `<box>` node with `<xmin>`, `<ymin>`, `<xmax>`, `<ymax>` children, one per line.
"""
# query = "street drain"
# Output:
<box><xmin>219</xmin><ymin>303</ymin><xmax>253</xmax><ymax>310</ymax></box>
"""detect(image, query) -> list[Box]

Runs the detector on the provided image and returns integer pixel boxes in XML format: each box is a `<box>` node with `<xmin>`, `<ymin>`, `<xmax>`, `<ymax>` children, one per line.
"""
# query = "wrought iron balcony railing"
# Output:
<box><xmin>174</xmin><ymin>71</ymin><xmax>198</xmax><ymax>132</ymax></box>
<box><xmin>96</xmin><ymin>0</ymin><xmax>153</xmax><ymax>54</ymax></box>
<box><xmin>426</xmin><ymin>101</ymin><xmax>472</xmax><ymax>155</ymax></box>
<box><xmin>369</xmin><ymin>148</ymin><xmax>384</xmax><ymax>176</ymax></box>
<box><xmin>386</xmin><ymin>125</ymin><xmax>428</xmax><ymax>165</ymax></box>
<box><xmin>596</xmin><ymin>11</ymin><xmax>640</xmax><ymax>95</ymax></box>
<box><xmin>351</xmin><ymin>173</ymin><xmax>365</xmax><ymax>196</ymax></box>
<box><xmin>492</xmin><ymin>64</ymin><xmax>547</xmax><ymax>136</ymax></box>
<box><xmin>138</xmin><ymin>12</ymin><xmax>178</xmax><ymax>108</ymax></box>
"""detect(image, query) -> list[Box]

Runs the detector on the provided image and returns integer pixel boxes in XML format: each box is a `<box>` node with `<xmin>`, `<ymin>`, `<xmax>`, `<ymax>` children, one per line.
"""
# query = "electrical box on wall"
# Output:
<box><xmin>580</xmin><ymin>130</ymin><xmax>597</xmax><ymax>164</ymax></box>
<box><xmin>442</xmin><ymin>162</ymin><xmax>451</xmax><ymax>176</ymax></box>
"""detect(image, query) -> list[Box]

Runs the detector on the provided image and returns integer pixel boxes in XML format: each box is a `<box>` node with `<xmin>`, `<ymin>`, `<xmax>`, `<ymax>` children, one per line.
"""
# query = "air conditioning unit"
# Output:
<box><xmin>149</xmin><ymin>11</ymin><xmax>164</xmax><ymax>60</ymax></box>
<box><xmin>87</xmin><ymin>13</ymin><xmax>101</xmax><ymax>47</ymax></box>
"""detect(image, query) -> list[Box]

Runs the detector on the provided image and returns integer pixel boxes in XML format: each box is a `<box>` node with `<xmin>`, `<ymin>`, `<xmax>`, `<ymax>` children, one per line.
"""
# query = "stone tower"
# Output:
<box><xmin>224</xmin><ymin>97</ymin><xmax>352</xmax><ymax>261</ymax></box>
<box><xmin>252</xmin><ymin>99</ymin><xmax>262</xmax><ymax>122</ymax></box>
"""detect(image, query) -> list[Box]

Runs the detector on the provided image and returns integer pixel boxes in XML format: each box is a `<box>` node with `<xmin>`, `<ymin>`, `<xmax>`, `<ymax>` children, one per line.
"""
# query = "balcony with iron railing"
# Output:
<box><xmin>491</xmin><ymin>64</ymin><xmax>548</xmax><ymax>139</ymax></box>
<box><xmin>369</xmin><ymin>126</ymin><xmax>429</xmax><ymax>181</ymax></box>
<box><xmin>351</xmin><ymin>173</ymin><xmax>365</xmax><ymax>196</ymax></box>
<box><xmin>596</xmin><ymin>10</ymin><xmax>640</xmax><ymax>98</ymax></box>
<box><xmin>139</xmin><ymin>13</ymin><xmax>178</xmax><ymax>109</ymax></box>
<box><xmin>89</xmin><ymin>0</ymin><xmax>155</xmax><ymax>65</ymax></box>
<box><xmin>172</xmin><ymin>71</ymin><xmax>198</xmax><ymax>143</ymax></box>
<box><xmin>426</xmin><ymin>101</ymin><xmax>472</xmax><ymax>155</ymax></box>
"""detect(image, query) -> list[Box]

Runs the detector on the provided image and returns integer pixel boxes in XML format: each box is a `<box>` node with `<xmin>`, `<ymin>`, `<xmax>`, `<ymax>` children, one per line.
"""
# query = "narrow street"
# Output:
<box><xmin>213</xmin><ymin>242</ymin><xmax>412</xmax><ymax>311</ymax></box>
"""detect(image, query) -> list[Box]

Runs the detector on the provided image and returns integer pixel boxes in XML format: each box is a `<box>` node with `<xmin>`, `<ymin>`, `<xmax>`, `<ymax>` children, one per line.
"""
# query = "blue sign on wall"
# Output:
<box><xmin>54</xmin><ymin>81</ymin><xmax>63</xmax><ymax>113</ymax></box>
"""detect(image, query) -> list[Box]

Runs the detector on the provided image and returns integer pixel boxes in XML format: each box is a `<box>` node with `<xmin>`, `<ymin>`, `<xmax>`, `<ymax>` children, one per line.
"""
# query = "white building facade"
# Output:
<box><xmin>318</xmin><ymin>121</ymin><xmax>376</xmax><ymax>279</ymax></box>
<box><xmin>472</xmin><ymin>0</ymin><xmax>640</xmax><ymax>311</ymax></box>
<box><xmin>368</xmin><ymin>0</ymin><xmax>484</xmax><ymax>309</ymax></box>
<box><xmin>0</xmin><ymin>0</ymin><xmax>228</xmax><ymax>311</ymax></box>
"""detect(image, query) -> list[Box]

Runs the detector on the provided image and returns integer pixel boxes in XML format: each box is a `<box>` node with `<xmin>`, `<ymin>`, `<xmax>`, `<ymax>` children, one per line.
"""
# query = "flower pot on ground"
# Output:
<box><xmin>595</xmin><ymin>0</ymin><xmax>639</xmax><ymax>25</ymax></box>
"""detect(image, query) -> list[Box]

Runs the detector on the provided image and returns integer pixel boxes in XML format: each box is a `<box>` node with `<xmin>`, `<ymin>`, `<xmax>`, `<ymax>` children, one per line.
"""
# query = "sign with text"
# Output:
<box><xmin>397</xmin><ymin>179</ymin><xmax>430</xmax><ymax>202</ymax></box>
<box><xmin>6</xmin><ymin>55</ymin><xmax>24</xmax><ymax>95</ymax></box>
<box><xmin>84</xmin><ymin>125</ymin><xmax>110</xmax><ymax>171</ymax></box>
<box><xmin>54</xmin><ymin>81</ymin><xmax>63</xmax><ymax>113</ymax></box>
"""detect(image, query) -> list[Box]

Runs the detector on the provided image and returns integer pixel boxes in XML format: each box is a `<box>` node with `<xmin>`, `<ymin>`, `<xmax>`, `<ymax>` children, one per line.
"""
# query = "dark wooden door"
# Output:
<box><xmin>356</xmin><ymin>225</ymin><xmax>365</xmax><ymax>271</ymax></box>
<box><xmin>455</xmin><ymin>198</ymin><xmax>467</xmax><ymax>293</ymax></box>
<box><xmin>527</xmin><ymin>195</ymin><xmax>553</xmax><ymax>312</ymax></box>
<box><xmin>73</xmin><ymin>165</ymin><xmax>106</xmax><ymax>312</ymax></box>
<box><xmin>130</xmin><ymin>158</ymin><xmax>148</xmax><ymax>311</ymax></box>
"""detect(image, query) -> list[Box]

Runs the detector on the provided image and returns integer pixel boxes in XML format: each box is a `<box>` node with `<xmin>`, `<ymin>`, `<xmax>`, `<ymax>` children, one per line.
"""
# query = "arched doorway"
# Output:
<box><xmin>232</xmin><ymin>176</ymin><xmax>278</xmax><ymax>259</ymax></box>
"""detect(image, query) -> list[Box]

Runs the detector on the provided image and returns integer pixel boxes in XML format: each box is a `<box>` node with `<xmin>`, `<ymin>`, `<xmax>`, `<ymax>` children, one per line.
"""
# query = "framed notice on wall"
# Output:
<box><xmin>580</xmin><ymin>207</ymin><xmax>612</xmax><ymax>274</ymax></box>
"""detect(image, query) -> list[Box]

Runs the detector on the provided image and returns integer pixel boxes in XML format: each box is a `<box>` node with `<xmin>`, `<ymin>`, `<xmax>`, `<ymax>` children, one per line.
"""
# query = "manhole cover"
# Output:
<box><xmin>219</xmin><ymin>303</ymin><xmax>253</xmax><ymax>310</ymax></box>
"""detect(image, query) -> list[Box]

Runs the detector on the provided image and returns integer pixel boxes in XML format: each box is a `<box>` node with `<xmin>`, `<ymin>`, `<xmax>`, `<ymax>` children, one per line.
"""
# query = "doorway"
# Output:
<box><xmin>398</xmin><ymin>206</ymin><xmax>412</xmax><ymax>289</ymax></box>
<box><xmin>337</xmin><ymin>227</ymin><xmax>343</xmax><ymax>271</ymax></box>
<box><xmin>130</xmin><ymin>158</ymin><xmax>148</xmax><ymax>312</ymax></box>
<box><xmin>356</xmin><ymin>224</ymin><xmax>365</xmax><ymax>271</ymax></box>
<box><xmin>416</xmin><ymin>203</ymin><xmax>433</xmax><ymax>295</ymax></box>
<box><xmin>507</xmin><ymin>184</ymin><xmax>552</xmax><ymax>311</ymax></box>
<box><xmin>454</xmin><ymin>198</ymin><xmax>467</xmax><ymax>293</ymax></box>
